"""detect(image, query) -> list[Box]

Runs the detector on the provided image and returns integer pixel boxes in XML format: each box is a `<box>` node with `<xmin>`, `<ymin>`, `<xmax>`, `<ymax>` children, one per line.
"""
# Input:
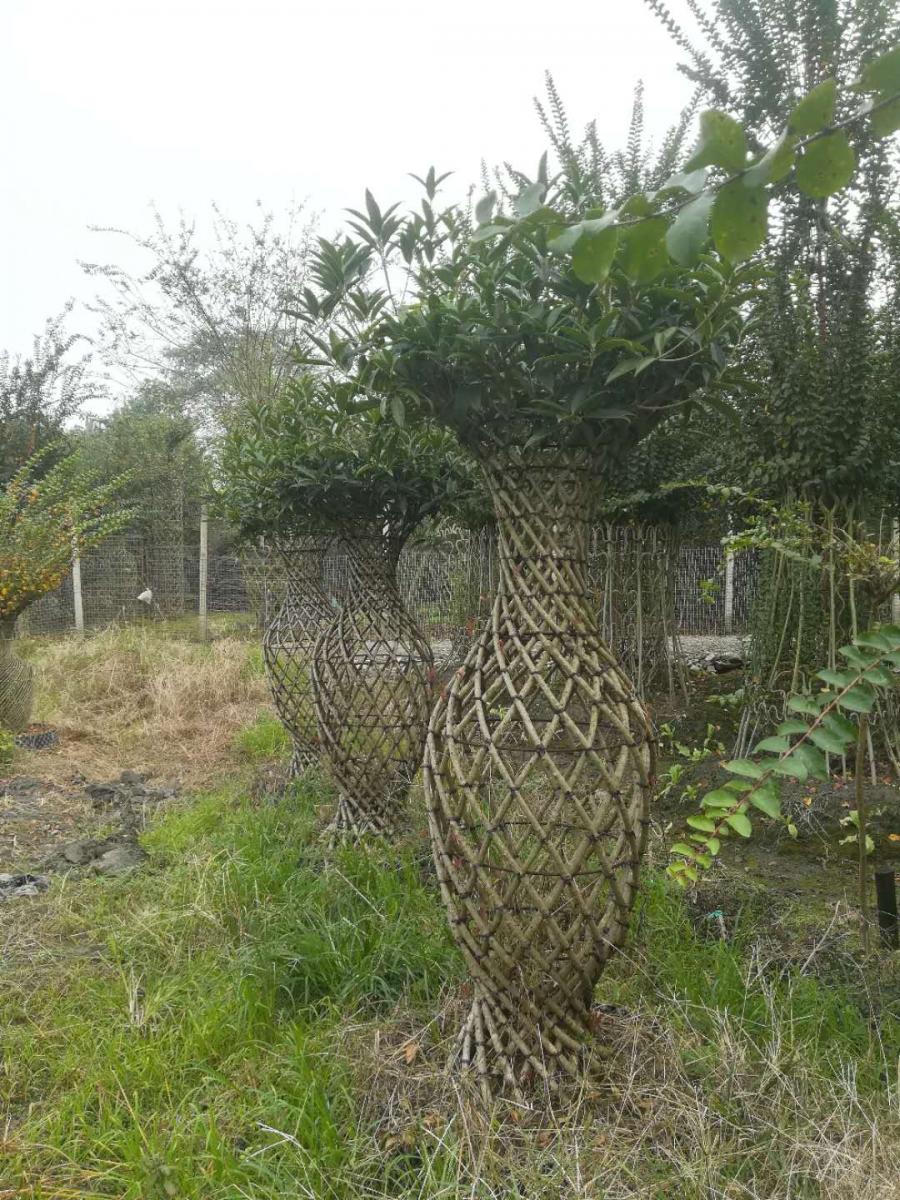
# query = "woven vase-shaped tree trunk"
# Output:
<box><xmin>425</xmin><ymin>450</ymin><xmax>655</xmax><ymax>1101</ymax></box>
<box><xmin>313</xmin><ymin>526</ymin><xmax>435</xmax><ymax>839</ymax></box>
<box><xmin>0</xmin><ymin>616</ymin><xmax>34</xmax><ymax>733</ymax></box>
<box><xmin>262</xmin><ymin>537</ymin><xmax>333</xmax><ymax>777</ymax></box>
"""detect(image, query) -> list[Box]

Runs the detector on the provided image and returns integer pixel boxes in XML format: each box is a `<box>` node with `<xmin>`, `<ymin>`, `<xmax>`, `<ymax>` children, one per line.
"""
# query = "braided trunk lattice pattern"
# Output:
<box><xmin>0</xmin><ymin>617</ymin><xmax>35</xmax><ymax>733</ymax></box>
<box><xmin>262</xmin><ymin>537</ymin><xmax>334</xmax><ymax>777</ymax></box>
<box><xmin>425</xmin><ymin>450</ymin><xmax>655</xmax><ymax>1102</ymax></box>
<box><xmin>312</xmin><ymin>526</ymin><xmax>435</xmax><ymax>840</ymax></box>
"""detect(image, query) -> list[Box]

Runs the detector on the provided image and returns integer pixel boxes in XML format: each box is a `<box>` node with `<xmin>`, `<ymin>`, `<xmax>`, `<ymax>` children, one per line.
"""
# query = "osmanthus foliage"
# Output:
<box><xmin>668</xmin><ymin>623</ymin><xmax>900</xmax><ymax>885</ymax></box>
<box><xmin>0</xmin><ymin>450</ymin><xmax>134</xmax><ymax>622</ymax></box>
<box><xmin>219</xmin><ymin>376</ymin><xmax>483</xmax><ymax>545</ymax></box>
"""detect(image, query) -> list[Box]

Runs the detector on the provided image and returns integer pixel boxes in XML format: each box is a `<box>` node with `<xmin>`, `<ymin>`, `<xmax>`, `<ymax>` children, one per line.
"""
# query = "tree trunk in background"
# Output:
<box><xmin>262</xmin><ymin>536</ymin><xmax>333</xmax><ymax>777</ymax></box>
<box><xmin>312</xmin><ymin>526</ymin><xmax>434</xmax><ymax>840</ymax></box>
<box><xmin>0</xmin><ymin>616</ymin><xmax>34</xmax><ymax>732</ymax></box>
<box><xmin>425</xmin><ymin>449</ymin><xmax>655</xmax><ymax>1102</ymax></box>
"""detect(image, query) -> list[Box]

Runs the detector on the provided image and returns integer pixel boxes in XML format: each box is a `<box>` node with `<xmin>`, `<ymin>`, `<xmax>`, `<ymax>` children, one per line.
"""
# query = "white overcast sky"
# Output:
<box><xmin>2</xmin><ymin>0</ymin><xmax>695</xmax><ymax>387</ymax></box>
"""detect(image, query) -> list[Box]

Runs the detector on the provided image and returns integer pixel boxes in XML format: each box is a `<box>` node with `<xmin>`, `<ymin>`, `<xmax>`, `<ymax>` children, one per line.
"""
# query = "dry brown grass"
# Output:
<box><xmin>344</xmin><ymin>975</ymin><xmax>900</xmax><ymax>1199</ymax></box>
<box><xmin>20</xmin><ymin>626</ymin><xmax>270</xmax><ymax>782</ymax></box>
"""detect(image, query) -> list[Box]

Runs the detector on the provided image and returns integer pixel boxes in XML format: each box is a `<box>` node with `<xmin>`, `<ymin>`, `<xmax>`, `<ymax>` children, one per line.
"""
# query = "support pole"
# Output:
<box><xmin>72</xmin><ymin>548</ymin><xmax>85</xmax><ymax>637</ymax></box>
<box><xmin>723</xmin><ymin>548</ymin><xmax>735</xmax><ymax>636</ymax></box>
<box><xmin>198</xmin><ymin>503</ymin><xmax>209</xmax><ymax>642</ymax></box>
<box><xmin>892</xmin><ymin>518</ymin><xmax>900</xmax><ymax>627</ymax></box>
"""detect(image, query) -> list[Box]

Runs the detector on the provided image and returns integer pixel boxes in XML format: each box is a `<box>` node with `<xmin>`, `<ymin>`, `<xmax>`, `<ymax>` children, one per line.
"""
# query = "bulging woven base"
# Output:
<box><xmin>263</xmin><ymin>538</ymin><xmax>333</xmax><ymax>778</ymax></box>
<box><xmin>313</xmin><ymin>527</ymin><xmax>435</xmax><ymax>841</ymax></box>
<box><xmin>425</xmin><ymin>450</ymin><xmax>655</xmax><ymax>1101</ymax></box>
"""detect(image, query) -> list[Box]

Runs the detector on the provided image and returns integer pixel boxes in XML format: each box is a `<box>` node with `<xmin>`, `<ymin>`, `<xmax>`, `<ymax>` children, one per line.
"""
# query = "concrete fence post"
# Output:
<box><xmin>72</xmin><ymin>548</ymin><xmax>85</xmax><ymax>637</ymax></box>
<box><xmin>199</xmin><ymin>503</ymin><xmax>209</xmax><ymax>642</ymax></box>
<box><xmin>723</xmin><ymin>548</ymin><xmax>735</xmax><ymax>636</ymax></box>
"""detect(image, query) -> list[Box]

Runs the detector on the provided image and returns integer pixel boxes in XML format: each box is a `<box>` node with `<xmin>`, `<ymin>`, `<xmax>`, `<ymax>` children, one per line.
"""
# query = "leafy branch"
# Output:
<box><xmin>473</xmin><ymin>44</ymin><xmax>900</xmax><ymax>276</ymax></box>
<box><xmin>668</xmin><ymin>624</ymin><xmax>900</xmax><ymax>885</ymax></box>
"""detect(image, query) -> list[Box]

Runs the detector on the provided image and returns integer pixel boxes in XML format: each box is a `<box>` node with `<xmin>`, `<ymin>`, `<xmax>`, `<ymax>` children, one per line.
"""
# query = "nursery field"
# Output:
<box><xmin>2</xmin><ymin>626</ymin><xmax>900</xmax><ymax>1200</ymax></box>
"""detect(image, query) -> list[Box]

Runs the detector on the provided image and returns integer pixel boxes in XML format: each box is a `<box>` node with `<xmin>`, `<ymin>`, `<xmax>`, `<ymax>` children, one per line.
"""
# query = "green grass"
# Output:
<box><xmin>233</xmin><ymin>712</ymin><xmax>291</xmax><ymax>760</ymax></box>
<box><xmin>3</xmin><ymin>764</ymin><xmax>900</xmax><ymax>1199</ymax></box>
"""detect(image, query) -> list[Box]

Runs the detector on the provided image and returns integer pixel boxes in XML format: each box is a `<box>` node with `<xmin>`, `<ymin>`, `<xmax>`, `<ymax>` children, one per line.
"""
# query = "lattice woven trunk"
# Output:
<box><xmin>262</xmin><ymin>537</ymin><xmax>333</xmax><ymax>777</ymax></box>
<box><xmin>312</xmin><ymin>526</ymin><xmax>435</xmax><ymax>839</ymax></box>
<box><xmin>425</xmin><ymin>450</ymin><xmax>655</xmax><ymax>1101</ymax></box>
<box><xmin>0</xmin><ymin>617</ymin><xmax>34</xmax><ymax>733</ymax></box>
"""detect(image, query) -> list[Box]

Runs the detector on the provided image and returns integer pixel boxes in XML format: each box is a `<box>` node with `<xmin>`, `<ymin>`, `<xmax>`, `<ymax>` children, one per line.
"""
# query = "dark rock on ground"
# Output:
<box><xmin>92</xmin><ymin>844</ymin><xmax>147</xmax><ymax>875</ymax></box>
<box><xmin>0</xmin><ymin>872</ymin><xmax>51</xmax><ymax>899</ymax></box>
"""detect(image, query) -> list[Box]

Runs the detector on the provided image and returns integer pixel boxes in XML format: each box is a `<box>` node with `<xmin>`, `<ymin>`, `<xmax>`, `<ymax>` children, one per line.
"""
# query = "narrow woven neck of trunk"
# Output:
<box><xmin>481</xmin><ymin>450</ymin><xmax>593</xmax><ymax>615</ymax></box>
<box><xmin>275</xmin><ymin>537</ymin><xmax>330</xmax><ymax>591</ymax></box>
<box><xmin>340</xmin><ymin>528</ymin><xmax>402</xmax><ymax>599</ymax></box>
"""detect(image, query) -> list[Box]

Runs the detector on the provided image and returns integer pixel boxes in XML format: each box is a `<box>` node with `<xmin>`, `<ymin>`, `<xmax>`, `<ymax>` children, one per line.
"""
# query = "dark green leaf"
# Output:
<box><xmin>809</xmin><ymin>727</ymin><xmax>853</xmax><ymax>755</ymax></box>
<box><xmin>702</xmin><ymin>788</ymin><xmax>740</xmax><ymax>808</ymax></box>
<box><xmin>571</xmin><ymin>226</ymin><xmax>619</xmax><ymax>283</ymax></box>
<box><xmin>822</xmin><ymin>712</ymin><xmax>858</xmax><ymax>741</ymax></box>
<box><xmin>771</xmin><ymin>758</ymin><xmax>808</xmax><ymax>781</ymax></box>
<box><xmin>606</xmin><ymin>356</ymin><xmax>653</xmax><ymax>383</ymax></box>
<box><xmin>670</xmin><ymin>843</ymin><xmax>696</xmax><ymax>858</ymax></box>
<box><xmin>793</xmin><ymin>743</ymin><xmax>829</xmax><ymax>779</ymax></box>
<box><xmin>789</xmin><ymin>80</ymin><xmax>836</xmax><ymax>135</ymax></box>
<box><xmin>725</xmin><ymin>811</ymin><xmax>752</xmax><ymax>837</ymax></box>
<box><xmin>856</xmin><ymin>630</ymin><xmax>900</xmax><ymax>650</ymax></box>
<box><xmin>755</xmin><ymin>736</ymin><xmax>791</xmax><ymax>753</ymax></box>
<box><xmin>687</xmin><ymin>815</ymin><xmax>718</xmax><ymax>832</ymax></box>
<box><xmin>777</xmin><ymin>720</ymin><xmax>808</xmax><ymax>736</ymax></box>
<box><xmin>837</xmin><ymin>687</ymin><xmax>876</xmax><ymax>713</ymax></box>
<box><xmin>724</xmin><ymin>758</ymin><xmax>764</xmax><ymax>779</ymax></box>
<box><xmin>711</xmin><ymin>180</ymin><xmax>768</xmax><ymax>261</ymax></box>
<box><xmin>619</xmin><ymin>217</ymin><xmax>668</xmax><ymax>282</ymax></box>
<box><xmin>749</xmin><ymin>784</ymin><xmax>781</xmax><ymax>820</ymax></box>
<box><xmin>788</xmin><ymin>694</ymin><xmax>827</xmax><ymax>716</ymax></box>
<box><xmin>796</xmin><ymin>132</ymin><xmax>856</xmax><ymax>198</ymax></box>
<box><xmin>817</xmin><ymin>668</ymin><xmax>858</xmax><ymax>689</ymax></box>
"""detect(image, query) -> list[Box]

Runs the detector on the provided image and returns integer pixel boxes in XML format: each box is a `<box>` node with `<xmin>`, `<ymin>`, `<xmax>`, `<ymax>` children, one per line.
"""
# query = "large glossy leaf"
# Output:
<box><xmin>796</xmin><ymin>132</ymin><xmax>856</xmax><ymax>198</ymax></box>
<box><xmin>742</xmin><ymin>134</ymin><xmax>797</xmax><ymax>187</ymax></box>
<box><xmin>571</xmin><ymin>226</ymin><xmax>619</xmax><ymax>284</ymax></box>
<box><xmin>711</xmin><ymin>180</ymin><xmax>768</xmax><ymax>261</ymax></box>
<box><xmin>619</xmin><ymin>217</ymin><xmax>668</xmax><ymax>282</ymax></box>
<box><xmin>666</xmin><ymin>191</ymin><xmax>714</xmax><ymax>265</ymax></box>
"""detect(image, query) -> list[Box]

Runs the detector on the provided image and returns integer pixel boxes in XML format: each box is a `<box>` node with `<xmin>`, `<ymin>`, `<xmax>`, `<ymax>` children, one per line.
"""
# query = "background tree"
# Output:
<box><xmin>0</xmin><ymin>450</ymin><xmax>133</xmax><ymax>730</ymax></box>
<box><xmin>0</xmin><ymin>306</ymin><xmax>101</xmax><ymax>484</ymax></box>
<box><xmin>73</xmin><ymin>387</ymin><xmax>213</xmax><ymax>613</ymax></box>
<box><xmin>83</xmin><ymin>202</ymin><xmax>315</xmax><ymax>432</ymax></box>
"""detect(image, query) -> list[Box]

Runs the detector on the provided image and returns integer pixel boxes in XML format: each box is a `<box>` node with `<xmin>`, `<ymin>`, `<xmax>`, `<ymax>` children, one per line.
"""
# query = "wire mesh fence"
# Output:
<box><xmin>18</xmin><ymin>523</ymin><xmax>758</xmax><ymax>647</ymax></box>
